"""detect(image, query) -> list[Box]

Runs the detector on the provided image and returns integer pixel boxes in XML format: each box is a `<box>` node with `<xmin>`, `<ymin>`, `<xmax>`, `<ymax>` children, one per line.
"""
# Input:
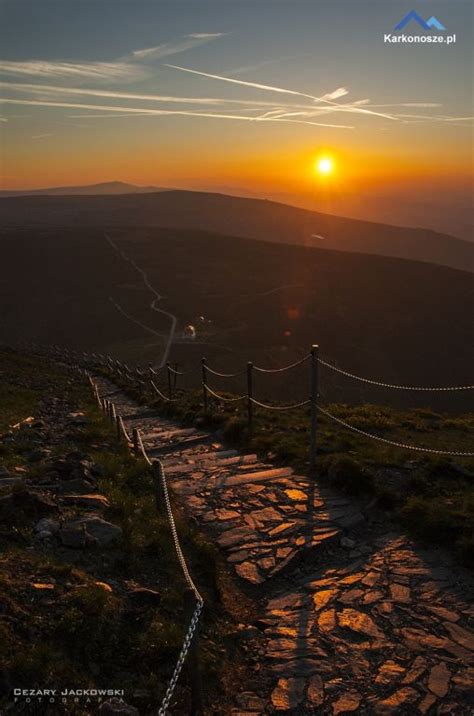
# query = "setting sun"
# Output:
<box><xmin>315</xmin><ymin>156</ymin><xmax>334</xmax><ymax>175</ymax></box>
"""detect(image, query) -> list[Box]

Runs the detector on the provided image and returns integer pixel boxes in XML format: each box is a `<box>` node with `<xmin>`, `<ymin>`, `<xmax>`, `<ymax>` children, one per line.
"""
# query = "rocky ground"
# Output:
<box><xmin>1</xmin><ymin>351</ymin><xmax>473</xmax><ymax>715</ymax></box>
<box><xmin>0</xmin><ymin>352</ymin><xmax>251</xmax><ymax>715</ymax></box>
<box><xmin>91</xmin><ymin>375</ymin><xmax>474</xmax><ymax>715</ymax></box>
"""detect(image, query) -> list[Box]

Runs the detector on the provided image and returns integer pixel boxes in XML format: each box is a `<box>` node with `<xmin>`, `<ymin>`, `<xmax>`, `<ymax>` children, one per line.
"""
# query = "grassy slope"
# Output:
<box><xmin>0</xmin><ymin>227</ymin><xmax>473</xmax><ymax>414</ymax></box>
<box><xmin>0</xmin><ymin>350</ymin><xmax>252</xmax><ymax>714</ymax></box>
<box><xmin>1</xmin><ymin>190</ymin><xmax>472</xmax><ymax>271</ymax></box>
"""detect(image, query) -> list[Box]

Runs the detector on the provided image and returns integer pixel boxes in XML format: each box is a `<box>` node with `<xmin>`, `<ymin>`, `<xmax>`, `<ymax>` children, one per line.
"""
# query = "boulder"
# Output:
<box><xmin>0</xmin><ymin>489</ymin><xmax>58</xmax><ymax>520</ymax></box>
<box><xmin>35</xmin><ymin>518</ymin><xmax>60</xmax><ymax>534</ymax></box>
<box><xmin>60</xmin><ymin>517</ymin><xmax>122</xmax><ymax>548</ymax></box>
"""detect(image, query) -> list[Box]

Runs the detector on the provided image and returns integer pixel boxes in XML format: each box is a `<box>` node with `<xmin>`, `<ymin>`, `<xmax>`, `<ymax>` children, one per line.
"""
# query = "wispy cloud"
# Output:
<box><xmin>0</xmin><ymin>61</ymin><xmax>141</xmax><ymax>82</ymax></box>
<box><xmin>0</xmin><ymin>98</ymin><xmax>354</xmax><ymax>128</ymax></box>
<box><xmin>0</xmin><ymin>34</ymin><xmax>226</xmax><ymax>83</ymax></box>
<box><xmin>165</xmin><ymin>64</ymin><xmax>398</xmax><ymax>120</ymax></box>
<box><xmin>164</xmin><ymin>64</ymin><xmax>473</xmax><ymax>126</ymax></box>
<box><xmin>31</xmin><ymin>133</ymin><xmax>53</xmax><ymax>139</ymax></box>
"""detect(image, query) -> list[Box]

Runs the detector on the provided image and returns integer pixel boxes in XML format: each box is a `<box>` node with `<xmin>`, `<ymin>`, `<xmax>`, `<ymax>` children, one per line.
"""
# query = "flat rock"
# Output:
<box><xmin>67</xmin><ymin>517</ymin><xmax>122</xmax><ymax>547</ymax></box>
<box><xmin>235</xmin><ymin>562</ymin><xmax>264</xmax><ymax>584</ymax></box>
<box><xmin>313</xmin><ymin>589</ymin><xmax>338</xmax><ymax>611</ymax></box>
<box><xmin>428</xmin><ymin>663</ymin><xmax>451</xmax><ymax>697</ymax></box>
<box><xmin>270</xmin><ymin>677</ymin><xmax>305</xmax><ymax>711</ymax></box>
<box><xmin>332</xmin><ymin>691</ymin><xmax>361</xmax><ymax>714</ymax></box>
<box><xmin>374</xmin><ymin>687</ymin><xmax>419</xmax><ymax>714</ymax></box>
<box><xmin>338</xmin><ymin>608</ymin><xmax>385</xmax><ymax>640</ymax></box>
<box><xmin>375</xmin><ymin>660</ymin><xmax>406</xmax><ymax>686</ymax></box>
<box><xmin>62</xmin><ymin>493</ymin><xmax>110</xmax><ymax>509</ymax></box>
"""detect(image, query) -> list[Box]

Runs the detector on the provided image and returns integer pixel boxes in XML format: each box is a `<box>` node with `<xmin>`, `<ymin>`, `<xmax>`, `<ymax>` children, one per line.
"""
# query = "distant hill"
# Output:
<box><xmin>0</xmin><ymin>225</ymin><xmax>472</xmax><ymax>411</ymax></box>
<box><xmin>0</xmin><ymin>190</ymin><xmax>472</xmax><ymax>272</ymax></box>
<box><xmin>0</xmin><ymin>181</ymin><xmax>167</xmax><ymax>197</ymax></box>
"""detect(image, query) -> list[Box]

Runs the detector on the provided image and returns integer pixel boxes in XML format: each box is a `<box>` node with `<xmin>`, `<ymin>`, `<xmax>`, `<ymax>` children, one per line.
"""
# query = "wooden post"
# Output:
<box><xmin>167</xmin><ymin>362</ymin><xmax>173</xmax><ymax>400</ymax></box>
<box><xmin>173</xmin><ymin>363</ymin><xmax>179</xmax><ymax>390</ymax></box>
<box><xmin>201</xmin><ymin>358</ymin><xmax>208</xmax><ymax>412</ymax></box>
<box><xmin>247</xmin><ymin>362</ymin><xmax>254</xmax><ymax>430</ymax></box>
<box><xmin>132</xmin><ymin>427</ymin><xmax>139</xmax><ymax>455</ymax></box>
<box><xmin>184</xmin><ymin>588</ymin><xmax>203</xmax><ymax>715</ymax></box>
<box><xmin>310</xmin><ymin>344</ymin><xmax>319</xmax><ymax>472</ymax></box>
<box><xmin>116</xmin><ymin>415</ymin><xmax>121</xmax><ymax>441</ymax></box>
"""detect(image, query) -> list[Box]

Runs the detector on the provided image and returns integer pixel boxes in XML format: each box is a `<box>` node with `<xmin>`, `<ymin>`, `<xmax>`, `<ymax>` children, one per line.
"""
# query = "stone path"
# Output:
<box><xmin>96</xmin><ymin>377</ymin><xmax>474</xmax><ymax>715</ymax></box>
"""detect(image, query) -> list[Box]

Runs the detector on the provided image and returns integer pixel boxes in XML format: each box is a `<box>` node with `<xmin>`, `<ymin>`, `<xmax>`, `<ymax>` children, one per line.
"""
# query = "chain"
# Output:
<box><xmin>204</xmin><ymin>384</ymin><xmax>247</xmax><ymax>402</ymax></box>
<box><xmin>205</xmin><ymin>366</ymin><xmax>247</xmax><ymax>378</ymax></box>
<box><xmin>249</xmin><ymin>397</ymin><xmax>311</xmax><ymax>411</ymax></box>
<box><xmin>118</xmin><ymin>415</ymin><xmax>132</xmax><ymax>443</ymax></box>
<box><xmin>253</xmin><ymin>355</ymin><xmax>310</xmax><ymax>373</ymax></box>
<box><xmin>157</xmin><ymin>601</ymin><xmax>203</xmax><ymax>716</ymax></box>
<box><xmin>318</xmin><ymin>358</ymin><xmax>474</xmax><ymax>392</ymax></box>
<box><xmin>150</xmin><ymin>380</ymin><xmax>177</xmax><ymax>402</ymax></box>
<box><xmin>317</xmin><ymin>405</ymin><xmax>474</xmax><ymax>456</ymax></box>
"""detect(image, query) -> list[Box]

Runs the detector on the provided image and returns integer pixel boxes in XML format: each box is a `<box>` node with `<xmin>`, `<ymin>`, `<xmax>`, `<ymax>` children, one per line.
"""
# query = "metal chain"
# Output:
<box><xmin>157</xmin><ymin>601</ymin><xmax>203</xmax><ymax>716</ymax></box>
<box><xmin>205</xmin><ymin>366</ymin><xmax>247</xmax><ymax>378</ymax></box>
<box><xmin>204</xmin><ymin>384</ymin><xmax>247</xmax><ymax>402</ymax></box>
<box><xmin>118</xmin><ymin>415</ymin><xmax>132</xmax><ymax>443</ymax></box>
<box><xmin>318</xmin><ymin>358</ymin><xmax>474</xmax><ymax>392</ymax></box>
<box><xmin>154</xmin><ymin>458</ymin><xmax>203</xmax><ymax>599</ymax></box>
<box><xmin>150</xmin><ymin>380</ymin><xmax>177</xmax><ymax>402</ymax></box>
<box><xmin>167</xmin><ymin>366</ymin><xmax>186</xmax><ymax>376</ymax></box>
<box><xmin>317</xmin><ymin>405</ymin><xmax>474</xmax><ymax>456</ymax></box>
<box><xmin>249</xmin><ymin>397</ymin><xmax>311</xmax><ymax>411</ymax></box>
<box><xmin>253</xmin><ymin>355</ymin><xmax>310</xmax><ymax>373</ymax></box>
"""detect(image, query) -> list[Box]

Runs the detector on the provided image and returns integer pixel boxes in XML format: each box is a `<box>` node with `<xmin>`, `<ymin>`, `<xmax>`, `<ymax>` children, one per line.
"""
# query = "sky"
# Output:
<box><xmin>0</xmin><ymin>0</ymin><xmax>472</xmax><ymax>233</ymax></box>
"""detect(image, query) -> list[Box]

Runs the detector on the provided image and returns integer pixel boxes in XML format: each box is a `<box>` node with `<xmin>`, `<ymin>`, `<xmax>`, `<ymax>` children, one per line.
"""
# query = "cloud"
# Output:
<box><xmin>123</xmin><ymin>33</ymin><xmax>226</xmax><ymax>63</ymax></box>
<box><xmin>0</xmin><ymin>80</ymin><xmax>354</xmax><ymax>112</ymax></box>
<box><xmin>0</xmin><ymin>34</ymin><xmax>225</xmax><ymax>83</ymax></box>
<box><xmin>0</xmin><ymin>61</ymin><xmax>141</xmax><ymax>82</ymax></box>
<box><xmin>31</xmin><ymin>133</ymin><xmax>53</xmax><ymax>139</ymax></box>
<box><xmin>321</xmin><ymin>87</ymin><xmax>349</xmax><ymax>101</ymax></box>
<box><xmin>0</xmin><ymin>97</ymin><xmax>354</xmax><ymax>128</ymax></box>
<box><xmin>165</xmin><ymin>64</ymin><xmax>398</xmax><ymax>120</ymax></box>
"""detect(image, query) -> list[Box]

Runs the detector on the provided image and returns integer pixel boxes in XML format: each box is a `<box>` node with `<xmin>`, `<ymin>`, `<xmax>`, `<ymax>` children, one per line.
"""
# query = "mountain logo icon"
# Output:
<box><xmin>394</xmin><ymin>11</ymin><xmax>446</xmax><ymax>31</ymax></box>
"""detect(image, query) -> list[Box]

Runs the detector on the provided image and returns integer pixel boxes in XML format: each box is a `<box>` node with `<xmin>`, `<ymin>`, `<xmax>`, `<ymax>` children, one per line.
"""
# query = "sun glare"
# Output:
<box><xmin>316</xmin><ymin>156</ymin><xmax>334</xmax><ymax>176</ymax></box>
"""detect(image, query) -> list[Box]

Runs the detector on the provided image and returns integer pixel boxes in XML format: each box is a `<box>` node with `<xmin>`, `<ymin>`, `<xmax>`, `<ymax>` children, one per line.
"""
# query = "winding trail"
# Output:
<box><xmin>95</xmin><ymin>374</ymin><xmax>474</xmax><ymax>715</ymax></box>
<box><xmin>105</xmin><ymin>233</ymin><xmax>177</xmax><ymax>367</ymax></box>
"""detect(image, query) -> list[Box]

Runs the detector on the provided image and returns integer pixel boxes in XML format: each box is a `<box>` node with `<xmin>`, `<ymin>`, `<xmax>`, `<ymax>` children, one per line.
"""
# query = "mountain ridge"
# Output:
<box><xmin>0</xmin><ymin>189</ymin><xmax>472</xmax><ymax>272</ymax></box>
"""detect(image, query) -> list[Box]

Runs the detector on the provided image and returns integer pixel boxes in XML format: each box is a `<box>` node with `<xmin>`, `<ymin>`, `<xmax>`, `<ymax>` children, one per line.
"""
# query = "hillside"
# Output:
<box><xmin>0</xmin><ymin>348</ymin><xmax>244</xmax><ymax>714</ymax></box>
<box><xmin>0</xmin><ymin>226</ymin><xmax>472</xmax><ymax>412</ymax></box>
<box><xmin>0</xmin><ymin>190</ymin><xmax>472</xmax><ymax>272</ymax></box>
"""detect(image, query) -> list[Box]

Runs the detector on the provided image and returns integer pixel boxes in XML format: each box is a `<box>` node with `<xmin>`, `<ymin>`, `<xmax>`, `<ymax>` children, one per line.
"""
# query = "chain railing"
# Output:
<box><xmin>84</xmin><ymin>371</ymin><xmax>204</xmax><ymax>715</ymax></box>
<box><xmin>26</xmin><ymin>342</ymin><xmax>474</xmax><ymax>463</ymax></box>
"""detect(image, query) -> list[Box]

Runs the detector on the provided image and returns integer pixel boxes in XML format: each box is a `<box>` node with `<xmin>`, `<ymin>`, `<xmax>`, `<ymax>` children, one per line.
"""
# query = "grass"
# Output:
<box><xmin>0</xmin><ymin>349</ymin><xmax>250</xmax><ymax>714</ymax></box>
<box><xmin>109</xmin><ymin>369</ymin><xmax>474</xmax><ymax>566</ymax></box>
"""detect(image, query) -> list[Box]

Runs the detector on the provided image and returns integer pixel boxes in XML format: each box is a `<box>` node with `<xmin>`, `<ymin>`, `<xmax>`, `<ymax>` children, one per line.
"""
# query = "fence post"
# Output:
<box><xmin>247</xmin><ymin>361</ymin><xmax>254</xmax><ymax>430</ymax></box>
<box><xmin>201</xmin><ymin>358</ymin><xmax>208</xmax><ymax>412</ymax></box>
<box><xmin>310</xmin><ymin>344</ymin><xmax>319</xmax><ymax>472</ymax></box>
<box><xmin>167</xmin><ymin>362</ymin><xmax>173</xmax><ymax>400</ymax></box>
<box><xmin>173</xmin><ymin>363</ymin><xmax>179</xmax><ymax>390</ymax></box>
<box><xmin>184</xmin><ymin>588</ymin><xmax>203</xmax><ymax>715</ymax></box>
<box><xmin>116</xmin><ymin>415</ymin><xmax>121</xmax><ymax>441</ymax></box>
<box><xmin>132</xmin><ymin>427</ymin><xmax>139</xmax><ymax>455</ymax></box>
